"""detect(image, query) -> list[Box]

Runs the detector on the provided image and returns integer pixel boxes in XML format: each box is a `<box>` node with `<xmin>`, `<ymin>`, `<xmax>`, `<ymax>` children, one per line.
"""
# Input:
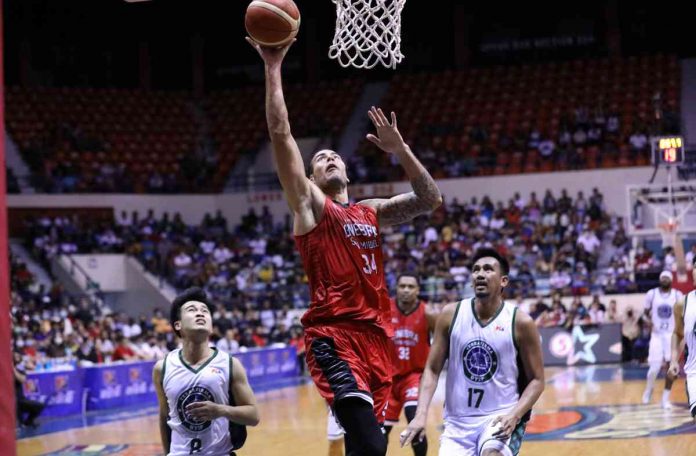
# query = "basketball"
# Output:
<box><xmin>245</xmin><ymin>0</ymin><xmax>300</xmax><ymax>47</ymax></box>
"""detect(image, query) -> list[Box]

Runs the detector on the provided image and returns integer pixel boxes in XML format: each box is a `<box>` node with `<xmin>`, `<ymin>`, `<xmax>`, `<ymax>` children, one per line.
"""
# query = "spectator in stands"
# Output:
<box><xmin>537</xmin><ymin>301</ymin><xmax>566</xmax><ymax>328</ymax></box>
<box><xmin>588</xmin><ymin>299</ymin><xmax>606</xmax><ymax>324</ymax></box>
<box><xmin>14</xmin><ymin>351</ymin><xmax>45</xmax><ymax>428</ymax></box>
<box><xmin>96</xmin><ymin>330</ymin><xmax>116</xmax><ymax>361</ymax></box>
<box><xmin>549</xmin><ymin>267</ymin><xmax>572</xmax><ymax>294</ymax></box>
<box><xmin>131</xmin><ymin>334</ymin><xmax>156</xmax><ymax>360</ymax></box>
<box><xmin>76</xmin><ymin>337</ymin><xmax>100</xmax><ymax>364</ymax></box>
<box><xmin>251</xmin><ymin>326</ymin><xmax>268</xmax><ymax>348</ymax></box>
<box><xmin>564</xmin><ymin>297</ymin><xmax>591</xmax><ymax>329</ymax></box>
<box><xmin>629</xmin><ymin>130</ymin><xmax>649</xmax><ymax>152</ymax></box>
<box><xmin>663</xmin><ymin>247</ymin><xmax>676</xmax><ymax>272</ymax></box>
<box><xmin>538</xmin><ymin>137</ymin><xmax>555</xmax><ymax>159</ymax></box>
<box><xmin>686</xmin><ymin>244</ymin><xmax>696</xmax><ymax>267</ymax></box>
<box><xmin>289</xmin><ymin>328</ymin><xmax>306</xmax><ymax>376</ymax></box>
<box><xmin>217</xmin><ymin>328</ymin><xmax>240</xmax><ymax>354</ymax></box>
<box><xmin>604</xmin><ymin>299</ymin><xmax>619</xmax><ymax>323</ymax></box>
<box><xmin>529</xmin><ymin>298</ymin><xmax>549</xmax><ymax>322</ymax></box>
<box><xmin>112</xmin><ymin>334</ymin><xmax>137</xmax><ymax>361</ymax></box>
<box><xmin>270</xmin><ymin>323</ymin><xmax>291</xmax><ymax>345</ymax></box>
<box><xmin>152</xmin><ymin>308</ymin><xmax>172</xmax><ymax>334</ymax></box>
<box><xmin>577</xmin><ymin>227</ymin><xmax>601</xmax><ymax>269</ymax></box>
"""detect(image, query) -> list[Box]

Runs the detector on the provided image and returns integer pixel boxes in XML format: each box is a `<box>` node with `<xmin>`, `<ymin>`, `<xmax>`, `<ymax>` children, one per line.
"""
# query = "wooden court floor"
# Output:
<box><xmin>17</xmin><ymin>366</ymin><xmax>696</xmax><ymax>456</ymax></box>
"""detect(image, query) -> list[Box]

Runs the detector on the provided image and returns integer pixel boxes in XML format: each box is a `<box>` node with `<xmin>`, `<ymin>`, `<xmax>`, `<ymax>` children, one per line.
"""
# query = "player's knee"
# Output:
<box><xmin>481</xmin><ymin>449</ymin><xmax>504</xmax><ymax>456</ymax></box>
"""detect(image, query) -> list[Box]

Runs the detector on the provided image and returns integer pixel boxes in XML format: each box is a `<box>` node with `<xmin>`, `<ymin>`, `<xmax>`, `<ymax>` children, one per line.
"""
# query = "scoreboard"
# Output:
<box><xmin>651</xmin><ymin>136</ymin><xmax>684</xmax><ymax>165</ymax></box>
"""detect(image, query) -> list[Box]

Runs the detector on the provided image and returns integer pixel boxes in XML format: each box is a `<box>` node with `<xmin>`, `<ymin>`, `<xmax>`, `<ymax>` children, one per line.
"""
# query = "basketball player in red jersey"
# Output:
<box><xmin>247</xmin><ymin>39</ymin><xmax>442</xmax><ymax>456</ymax></box>
<box><xmin>384</xmin><ymin>274</ymin><xmax>437</xmax><ymax>456</ymax></box>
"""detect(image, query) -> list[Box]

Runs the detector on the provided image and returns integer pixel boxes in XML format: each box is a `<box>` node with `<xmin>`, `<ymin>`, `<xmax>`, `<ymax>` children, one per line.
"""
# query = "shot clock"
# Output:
<box><xmin>651</xmin><ymin>136</ymin><xmax>684</xmax><ymax>165</ymax></box>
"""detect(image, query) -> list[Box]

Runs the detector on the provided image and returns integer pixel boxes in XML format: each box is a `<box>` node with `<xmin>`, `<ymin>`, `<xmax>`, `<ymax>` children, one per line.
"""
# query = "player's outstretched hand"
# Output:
<box><xmin>490</xmin><ymin>413</ymin><xmax>520</xmax><ymax>440</ymax></box>
<box><xmin>246</xmin><ymin>37</ymin><xmax>296</xmax><ymax>69</ymax></box>
<box><xmin>366</xmin><ymin>106</ymin><xmax>405</xmax><ymax>155</ymax></box>
<box><xmin>399</xmin><ymin>415</ymin><xmax>426</xmax><ymax>447</ymax></box>
<box><xmin>186</xmin><ymin>401</ymin><xmax>224</xmax><ymax>421</ymax></box>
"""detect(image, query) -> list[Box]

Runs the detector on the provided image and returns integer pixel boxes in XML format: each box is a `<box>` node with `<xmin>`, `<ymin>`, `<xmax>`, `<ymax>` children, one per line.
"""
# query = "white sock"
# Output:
<box><xmin>662</xmin><ymin>390</ymin><xmax>671</xmax><ymax>403</ymax></box>
<box><xmin>645</xmin><ymin>363</ymin><xmax>660</xmax><ymax>394</ymax></box>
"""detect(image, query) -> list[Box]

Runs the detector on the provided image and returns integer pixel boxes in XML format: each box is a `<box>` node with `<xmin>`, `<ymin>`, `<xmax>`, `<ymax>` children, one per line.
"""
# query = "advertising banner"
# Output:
<box><xmin>26</xmin><ymin>346</ymin><xmax>299</xmax><ymax>417</ymax></box>
<box><xmin>23</xmin><ymin>369</ymin><xmax>82</xmax><ymax>417</ymax></box>
<box><xmin>540</xmin><ymin>323</ymin><xmax>622</xmax><ymax>367</ymax></box>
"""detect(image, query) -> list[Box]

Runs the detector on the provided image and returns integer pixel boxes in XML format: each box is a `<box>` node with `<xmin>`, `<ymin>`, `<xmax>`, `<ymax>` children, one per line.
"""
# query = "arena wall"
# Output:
<box><xmin>7</xmin><ymin>166</ymin><xmax>673</xmax><ymax>225</ymax></box>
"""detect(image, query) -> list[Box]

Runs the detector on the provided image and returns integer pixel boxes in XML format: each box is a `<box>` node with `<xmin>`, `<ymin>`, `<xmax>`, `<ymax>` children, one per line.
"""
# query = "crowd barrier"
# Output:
<box><xmin>23</xmin><ymin>346</ymin><xmax>299</xmax><ymax>417</ymax></box>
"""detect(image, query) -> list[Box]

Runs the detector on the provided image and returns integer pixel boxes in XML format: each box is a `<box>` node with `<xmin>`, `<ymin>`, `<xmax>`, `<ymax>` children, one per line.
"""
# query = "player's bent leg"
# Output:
<box><xmin>440</xmin><ymin>418</ymin><xmax>485</xmax><ymax>456</ymax></box>
<box><xmin>478</xmin><ymin>418</ymin><xmax>526</xmax><ymax>456</ymax></box>
<box><xmin>438</xmin><ymin>435</ymin><xmax>474</xmax><ymax>456</ymax></box>
<box><xmin>334</xmin><ymin>396</ymin><xmax>387</xmax><ymax>456</ymax></box>
<box><xmin>481</xmin><ymin>447</ymin><xmax>512</xmax><ymax>456</ymax></box>
<box><xmin>480</xmin><ymin>445</ymin><xmax>511</xmax><ymax>456</ymax></box>
<box><xmin>644</xmin><ymin>361</ymin><xmax>661</xmax><ymax>403</ymax></box>
<box><xmin>404</xmin><ymin>405</ymin><xmax>428</xmax><ymax>456</ymax></box>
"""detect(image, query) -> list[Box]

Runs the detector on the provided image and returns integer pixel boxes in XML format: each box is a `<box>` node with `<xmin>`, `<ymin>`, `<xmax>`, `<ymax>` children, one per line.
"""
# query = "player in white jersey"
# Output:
<box><xmin>401</xmin><ymin>249</ymin><xmax>544</xmax><ymax>456</ymax></box>
<box><xmin>153</xmin><ymin>288</ymin><xmax>259</xmax><ymax>456</ymax></box>
<box><xmin>669</xmin><ymin>255</ymin><xmax>696</xmax><ymax>422</ymax></box>
<box><xmin>642</xmin><ymin>271</ymin><xmax>684</xmax><ymax>408</ymax></box>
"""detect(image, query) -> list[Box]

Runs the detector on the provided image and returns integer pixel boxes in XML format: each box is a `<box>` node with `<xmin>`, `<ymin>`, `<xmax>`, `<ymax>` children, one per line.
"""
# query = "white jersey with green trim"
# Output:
<box><xmin>162</xmin><ymin>347</ymin><xmax>235</xmax><ymax>456</ymax></box>
<box><xmin>444</xmin><ymin>298</ymin><xmax>521</xmax><ymax>421</ymax></box>
<box><xmin>684</xmin><ymin>291</ymin><xmax>696</xmax><ymax>375</ymax></box>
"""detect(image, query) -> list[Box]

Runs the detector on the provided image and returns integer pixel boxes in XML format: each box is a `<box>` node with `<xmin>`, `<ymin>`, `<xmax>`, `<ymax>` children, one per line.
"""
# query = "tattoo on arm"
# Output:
<box><xmin>376</xmin><ymin>172</ymin><xmax>441</xmax><ymax>226</ymax></box>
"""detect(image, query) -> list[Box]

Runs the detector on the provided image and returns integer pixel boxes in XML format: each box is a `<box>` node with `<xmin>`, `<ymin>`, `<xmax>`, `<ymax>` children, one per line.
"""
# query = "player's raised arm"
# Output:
<box><xmin>400</xmin><ymin>302</ymin><xmax>455</xmax><ymax>447</ymax></box>
<box><xmin>247</xmin><ymin>38</ymin><xmax>323</xmax><ymax>232</ymax></box>
<box><xmin>359</xmin><ymin>107</ymin><xmax>442</xmax><ymax>226</ymax></box>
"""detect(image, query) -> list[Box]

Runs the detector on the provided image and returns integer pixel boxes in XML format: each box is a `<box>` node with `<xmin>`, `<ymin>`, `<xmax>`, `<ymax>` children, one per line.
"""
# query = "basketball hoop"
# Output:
<box><xmin>329</xmin><ymin>0</ymin><xmax>406</xmax><ymax>69</ymax></box>
<box><xmin>658</xmin><ymin>218</ymin><xmax>679</xmax><ymax>247</ymax></box>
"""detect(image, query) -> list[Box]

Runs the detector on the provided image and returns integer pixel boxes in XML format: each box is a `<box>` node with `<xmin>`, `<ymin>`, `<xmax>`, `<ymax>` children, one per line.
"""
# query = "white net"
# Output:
<box><xmin>329</xmin><ymin>0</ymin><xmax>406</xmax><ymax>69</ymax></box>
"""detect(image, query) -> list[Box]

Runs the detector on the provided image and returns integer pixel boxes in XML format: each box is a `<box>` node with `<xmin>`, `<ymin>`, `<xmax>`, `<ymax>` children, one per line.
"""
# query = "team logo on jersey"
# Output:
<box><xmin>657</xmin><ymin>304</ymin><xmax>673</xmax><ymax>319</ymax></box>
<box><xmin>461</xmin><ymin>339</ymin><xmax>498</xmax><ymax>383</ymax></box>
<box><xmin>176</xmin><ymin>386</ymin><xmax>215</xmax><ymax>431</ymax></box>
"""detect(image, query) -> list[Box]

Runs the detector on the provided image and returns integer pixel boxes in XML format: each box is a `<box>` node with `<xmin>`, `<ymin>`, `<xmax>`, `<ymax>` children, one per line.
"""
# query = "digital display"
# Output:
<box><xmin>652</xmin><ymin>136</ymin><xmax>684</xmax><ymax>165</ymax></box>
<box><xmin>662</xmin><ymin>148</ymin><xmax>679</xmax><ymax>163</ymax></box>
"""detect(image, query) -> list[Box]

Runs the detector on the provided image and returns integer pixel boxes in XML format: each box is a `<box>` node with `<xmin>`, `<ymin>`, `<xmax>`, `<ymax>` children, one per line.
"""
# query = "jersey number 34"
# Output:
<box><xmin>361</xmin><ymin>253</ymin><xmax>378</xmax><ymax>274</ymax></box>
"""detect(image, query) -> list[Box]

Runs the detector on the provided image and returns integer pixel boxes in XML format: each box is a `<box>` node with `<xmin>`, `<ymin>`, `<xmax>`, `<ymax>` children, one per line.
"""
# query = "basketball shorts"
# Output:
<box><xmin>385</xmin><ymin>371</ymin><xmax>421</xmax><ymax>424</ymax></box>
<box><xmin>648</xmin><ymin>332</ymin><xmax>672</xmax><ymax>364</ymax></box>
<box><xmin>327</xmin><ymin>407</ymin><xmax>345</xmax><ymax>441</ymax></box>
<box><xmin>305</xmin><ymin>324</ymin><xmax>393</xmax><ymax>423</ymax></box>
<box><xmin>439</xmin><ymin>414</ymin><xmax>526</xmax><ymax>456</ymax></box>
<box><xmin>687</xmin><ymin>373</ymin><xmax>696</xmax><ymax>417</ymax></box>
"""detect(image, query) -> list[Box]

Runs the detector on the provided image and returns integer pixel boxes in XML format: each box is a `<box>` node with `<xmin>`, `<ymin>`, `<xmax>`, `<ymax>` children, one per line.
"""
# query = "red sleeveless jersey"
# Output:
<box><xmin>295</xmin><ymin>197</ymin><xmax>393</xmax><ymax>337</ymax></box>
<box><xmin>390</xmin><ymin>299</ymin><xmax>430</xmax><ymax>376</ymax></box>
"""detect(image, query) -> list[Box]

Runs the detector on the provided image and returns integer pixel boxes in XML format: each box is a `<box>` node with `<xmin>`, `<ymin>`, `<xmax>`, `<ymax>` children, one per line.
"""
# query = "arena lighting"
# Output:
<box><xmin>123</xmin><ymin>0</ymin><xmax>152</xmax><ymax>3</ymax></box>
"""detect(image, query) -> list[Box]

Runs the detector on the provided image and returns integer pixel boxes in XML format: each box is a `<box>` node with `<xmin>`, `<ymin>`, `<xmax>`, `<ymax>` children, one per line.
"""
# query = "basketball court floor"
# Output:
<box><xmin>17</xmin><ymin>365</ymin><xmax>696</xmax><ymax>456</ymax></box>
